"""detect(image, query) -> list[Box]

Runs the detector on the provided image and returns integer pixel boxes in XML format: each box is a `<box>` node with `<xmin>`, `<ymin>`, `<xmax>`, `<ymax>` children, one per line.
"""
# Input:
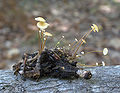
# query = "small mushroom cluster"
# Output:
<box><xmin>13</xmin><ymin>17</ymin><xmax>109</xmax><ymax>80</ymax></box>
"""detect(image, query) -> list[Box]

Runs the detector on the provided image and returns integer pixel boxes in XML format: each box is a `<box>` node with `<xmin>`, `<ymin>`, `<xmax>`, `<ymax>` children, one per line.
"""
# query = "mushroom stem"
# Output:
<box><xmin>72</xmin><ymin>30</ymin><xmax>93</xmax><ymax>58</ymax></box>
<box><xmin>42</xmin><ymin>37</ymin><xmax>47</xmax><ymax>51</ymax></box>
<box><xmin>38</xmin><ymin>31</ymin><xmax>41</xmax><ymax>55</ymax></box>
<box><xmin>83</xmin><ymin>51</ymin><xmax>102</xmax><ymax>56</ymax></box>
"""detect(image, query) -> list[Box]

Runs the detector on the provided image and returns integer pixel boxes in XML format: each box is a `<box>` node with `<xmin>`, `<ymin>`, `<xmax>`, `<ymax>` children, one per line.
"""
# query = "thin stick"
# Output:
<box><xmin>52</xmin><ymin>51</ymin><xmax>60</xmax><ymax>59</ymax></box>
<box><xmin>23</xmin><ymin>54</ymin><xmax>27</xmax><ymax>73</ymax></box>
<box><xmin>29</xmin><ymin>53</ymin><xmax>39</xmax><ymax>64</ymax></box>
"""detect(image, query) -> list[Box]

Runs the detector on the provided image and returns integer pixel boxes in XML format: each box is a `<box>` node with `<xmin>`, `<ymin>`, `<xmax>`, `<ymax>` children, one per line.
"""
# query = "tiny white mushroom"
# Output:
<box><xmin>81</xmin><ymin>51</ymin><xmax>85</xmax><ymax>55</ymax></box>
<box><xmin>102</xmin><ymin>61</ymin><xmax>105</xmax><ymax>66</ymax></box>
<box><xmin>103</xmin><ymin>48</ymin><xmax>108</xmax><ymax>56</ymax></box>
<box><xmin>96</xmin><ymin>62</ymin><xmax>99</xmax><ymax>66</ymax></box>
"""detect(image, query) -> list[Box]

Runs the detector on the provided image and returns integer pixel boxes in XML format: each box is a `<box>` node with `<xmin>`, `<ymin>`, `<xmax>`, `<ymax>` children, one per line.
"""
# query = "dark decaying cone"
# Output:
<box><xmin>13</xmin><ymin>48</ymin><xmax>92</xmax><ymax>80</ymax></box>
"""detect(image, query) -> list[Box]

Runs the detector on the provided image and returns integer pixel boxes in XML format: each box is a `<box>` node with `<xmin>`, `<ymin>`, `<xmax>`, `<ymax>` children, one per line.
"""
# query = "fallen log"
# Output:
<box><xmin>0</xmin><ymin>66</ymin><xmax>120</xmax><ymax>93</ymax></box>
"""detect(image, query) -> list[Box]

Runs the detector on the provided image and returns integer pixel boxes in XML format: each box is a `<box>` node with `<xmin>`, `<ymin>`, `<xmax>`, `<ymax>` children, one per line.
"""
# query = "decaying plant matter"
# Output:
<box><xmin>13</xmin><ymin>17</ymin><xmax>108</xmax><ymax>80</ymax></box>
<box><xmin>13</xmin><ymin>48</ymin><xmax>92</xmax><ymax>79</ymax></box>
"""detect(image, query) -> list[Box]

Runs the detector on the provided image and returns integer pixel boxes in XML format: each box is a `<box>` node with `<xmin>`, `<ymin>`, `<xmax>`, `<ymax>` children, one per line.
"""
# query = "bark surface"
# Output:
<box><xmin>0</xmin><ymin>66</ymin><xmax>120</xmax><ymax>93</ymax></box>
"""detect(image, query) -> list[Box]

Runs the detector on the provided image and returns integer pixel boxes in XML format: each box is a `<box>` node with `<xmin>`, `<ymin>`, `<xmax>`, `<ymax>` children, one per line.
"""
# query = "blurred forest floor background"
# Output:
<box><xmin>0</xmin><ymin>0</ymin><xmax>120</xmax><ymax>69</ymax></box>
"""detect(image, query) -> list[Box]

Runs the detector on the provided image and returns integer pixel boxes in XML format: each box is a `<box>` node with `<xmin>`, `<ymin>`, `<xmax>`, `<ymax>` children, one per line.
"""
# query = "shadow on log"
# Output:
<box><xmin>0</xmin><ymin>66</ymin><xmax>120</xmax><ymax>93</ymax></box>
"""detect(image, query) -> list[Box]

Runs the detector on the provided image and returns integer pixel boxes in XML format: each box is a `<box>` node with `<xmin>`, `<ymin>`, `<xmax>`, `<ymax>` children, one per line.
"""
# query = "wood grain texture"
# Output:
<box><xmin>0</xmin><ymin>66</ymin><xmax>120</xmax><ymax>93</ymax></box>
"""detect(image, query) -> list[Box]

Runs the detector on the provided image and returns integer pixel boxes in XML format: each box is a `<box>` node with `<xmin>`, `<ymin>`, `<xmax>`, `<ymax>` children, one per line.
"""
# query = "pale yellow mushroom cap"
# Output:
<box><xmin>37</xmin><ymin>22</ymin><xmax>49</xmax><ymax>30</ymax></box>
<box><xmin>35</xmin><ymin>17</ymin><xmax>46</xmax><ymax>22</ymax></box>
<box><xmin>43</xmin><ymin>32</ymin><xmax>52</xmax><ymax>37</ymax></box>
<box><xmin>91</xmin><ymin>24</ymin><xmax>99</xmax><ymax>32</ymax></box>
